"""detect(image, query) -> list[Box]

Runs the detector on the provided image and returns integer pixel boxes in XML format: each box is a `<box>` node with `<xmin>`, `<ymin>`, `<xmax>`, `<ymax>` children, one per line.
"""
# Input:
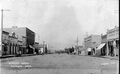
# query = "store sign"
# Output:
<box><xmin>107</xmin><ymin>31</ymin><xmax>119</xmax><ymax>40</ymax></box>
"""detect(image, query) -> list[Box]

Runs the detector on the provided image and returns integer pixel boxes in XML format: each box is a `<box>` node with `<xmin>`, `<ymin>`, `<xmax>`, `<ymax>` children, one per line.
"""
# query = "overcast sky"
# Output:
<box><xmin>0</xmin><ymin>0</ymin><xmax>119</xmax><ymax>50</ymax></box>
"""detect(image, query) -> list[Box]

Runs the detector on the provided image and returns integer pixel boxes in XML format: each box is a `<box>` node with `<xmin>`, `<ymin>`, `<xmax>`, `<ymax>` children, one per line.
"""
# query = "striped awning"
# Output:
<box><xmin>96</xmin><ymin>43</ymin><xmax>106</xmax><ymax>50</ymax></box>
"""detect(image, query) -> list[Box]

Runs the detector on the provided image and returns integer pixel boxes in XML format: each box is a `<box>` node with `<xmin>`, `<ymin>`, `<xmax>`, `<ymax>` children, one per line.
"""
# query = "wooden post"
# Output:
<box><xmin>106</xmin><ymin>41</ymin><xmax>109</xmax><ymax>56</ymax></box>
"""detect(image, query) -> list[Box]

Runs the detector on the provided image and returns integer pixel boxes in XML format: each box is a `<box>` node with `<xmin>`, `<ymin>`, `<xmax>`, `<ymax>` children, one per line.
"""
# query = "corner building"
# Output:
<box><xmin>4</xmin><ymin>26</ymin><xmax>35</xmax><ymax>54</ymax></box>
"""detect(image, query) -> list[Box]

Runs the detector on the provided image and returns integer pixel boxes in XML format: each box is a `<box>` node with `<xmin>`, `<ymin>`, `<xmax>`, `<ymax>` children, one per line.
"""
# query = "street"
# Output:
<box><xmin>0</xmin><ymin>54</ymin><xmax>119</xmax><ymax>74</ymax></box>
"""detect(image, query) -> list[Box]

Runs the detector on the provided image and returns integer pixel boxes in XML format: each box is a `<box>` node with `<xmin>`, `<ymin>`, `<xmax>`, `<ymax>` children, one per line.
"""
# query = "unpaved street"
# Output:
<box><xmin>0</xmin><ymin>54</ymin><xmax>119</xmax><ymax>74</ymax></box>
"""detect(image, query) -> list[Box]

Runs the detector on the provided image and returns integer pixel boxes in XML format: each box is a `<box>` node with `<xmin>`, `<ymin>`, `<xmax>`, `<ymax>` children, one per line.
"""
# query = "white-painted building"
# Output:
<box><xmin>107</xmin><ymin>26</ymin><xmax>119</xmax><ymax>56</ymax></box>
<box><xmin>84</xmin><ymin>35</ymin><xmax>101</xmax><ymax>55</ymax></box>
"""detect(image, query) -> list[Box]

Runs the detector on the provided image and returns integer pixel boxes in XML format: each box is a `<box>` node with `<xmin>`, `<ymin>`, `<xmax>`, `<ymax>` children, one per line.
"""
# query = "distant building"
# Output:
<box><xmin>39</xmin><ymin>43</ymin><xmax>48</xmax><ymax>54</ymax></box>
<box><xmin>77</xmin><ymin>45</ymin><xmax>84</xmax><ymax>55</ymax></box>
<box><xmin>77</xmin><ymin>45</ymin><xmax>84</xmax><ymax>51</ymax></box>
<box><xmin>84</xmin><ymin>35</ymin><xmax>101</xmax><ymax>55</ymax></box>
<box><xmin>84</xmin><ymin>35</ymin><xmax>101</xmax><ymax>49</ymax></box>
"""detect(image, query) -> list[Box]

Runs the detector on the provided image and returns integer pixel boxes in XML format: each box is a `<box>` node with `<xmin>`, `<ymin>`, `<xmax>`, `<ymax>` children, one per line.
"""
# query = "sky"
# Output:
<box><xmin>0</xmin><ymin>0</ymin><xmax>119</xmax><ymax>50</ymax></box>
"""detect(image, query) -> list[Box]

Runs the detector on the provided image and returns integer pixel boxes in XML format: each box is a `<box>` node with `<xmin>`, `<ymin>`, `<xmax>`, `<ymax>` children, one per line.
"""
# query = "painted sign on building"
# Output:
<box><xmin>107</xmin><ymin>26</ymin><xmax>119</xmax><ymax>40</ymax></box>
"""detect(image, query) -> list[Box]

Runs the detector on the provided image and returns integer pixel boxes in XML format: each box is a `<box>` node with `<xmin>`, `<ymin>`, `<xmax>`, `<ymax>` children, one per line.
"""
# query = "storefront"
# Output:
<box><xmin>2</xmin><ymin>43</ymin><xmax>8</xmax><ymax>55</ymax></box>
<box><xmin>107</xmin><ymin>39</ymin><xmax>119</xmax><ymax>56</ymax></box>
<box><xmin>2</xmin><ymin>31</ymin><xmax>9</xmax><ymax>55</ymax></box>
<box><xmin>8</xmin><ymin>33</ymin><xmax>19</xmax><ymax>55</ymax></box>
<box><xmin>87</xmin><ymin>48</ymin><xmax>92</xmax><ymax>55</ymax></box>
<box><xmin>107</xmin><ymin>26</ymin><xmax>119</xmax><ymax>56</ymax></box>
<box><xmin>27</xmin><ymin>45</ymin><xmax>35</xmax><ymax>54</ymax></box>
<box><xmin>96</xmin><ymin>43</ymin><xmax>106</xmax><ymax>56</ymax></box>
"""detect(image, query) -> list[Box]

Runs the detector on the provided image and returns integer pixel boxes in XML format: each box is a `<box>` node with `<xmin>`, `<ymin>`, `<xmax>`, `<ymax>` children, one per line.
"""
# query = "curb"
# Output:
<box><xmin>91</xmin><ymin>55</ymin><xmax>119</xmax><ymax>60</ymax></box>
<box><xmin>0</xmin><ymin>55</ymin><xmax>15</xmax><ymax>59</ymax></box>
<box><xmin>0</xmin><ymin>54</ymin><xmax>36</xmax><ymax>59</ymax></box>
<box><xmin>101</xmin><ymin>56</ymin><xmax>119</xmax><ymax>60</ymax></box>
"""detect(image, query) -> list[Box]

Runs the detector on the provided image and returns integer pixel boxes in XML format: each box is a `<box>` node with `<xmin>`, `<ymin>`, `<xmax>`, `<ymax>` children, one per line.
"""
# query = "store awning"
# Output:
<box><xmin>87</xmin><ymin>48</ymin><xmax>92</xmax><ymax>51</ymax></box>
<box><xmin>96</xmin><ymin>43</ymin><xmax>106</xmax><ymax>50</ymax></box>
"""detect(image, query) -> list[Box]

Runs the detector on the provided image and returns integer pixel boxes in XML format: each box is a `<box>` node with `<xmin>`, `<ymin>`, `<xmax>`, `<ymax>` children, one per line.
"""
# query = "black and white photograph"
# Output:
<box><xmin>0</xmin><ymin>0</ymin><xmax>119</xmax><ymax>74</ymax></box>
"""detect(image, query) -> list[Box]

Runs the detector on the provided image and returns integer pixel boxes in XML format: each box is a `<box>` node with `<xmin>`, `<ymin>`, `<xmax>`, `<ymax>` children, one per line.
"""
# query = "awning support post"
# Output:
<box><xmin>106</xmin><ymin>42</ymin><xmax>109</xmax><ymax>56</ymax></box>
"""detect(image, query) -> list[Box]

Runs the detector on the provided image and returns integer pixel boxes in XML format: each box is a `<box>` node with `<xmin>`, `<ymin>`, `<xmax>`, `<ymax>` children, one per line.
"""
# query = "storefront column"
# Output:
<box><xmin>15</xmin><ymin>45</ymin><xmax>17</xmax><ymax>54</ymax></box>
<box><xmin>113</xmin><ymin>40</ymin><xmax>116</xmax><ymax>56</ymax></box>
<box><xmin>106</xmin><ymin>41</ymin><xmax>109</xmax><ymax>56</ymax></box>
<box><xmin>10</xmin><ymin>44</ymin><xmax>12</xmax><ymax>55</ymax></box>
<box><xmin>13</xmin><ymin>44</ymin><xmax>15</xmax><ymax>55</ymax></box>
<box><xmin>13</xmin><ymin>45</ymin><xmax>14</xmax><ymax>55</ymax></box>
<box><xmin>14</xmin><ymin>45</ymin><xmax>16</xmax><ymax>54</ymax></box>
<box><xmin>17</xmin><ymin>45</ymin><xmax>19</xmax><ymax>54</ymax></box>
<box><xmin>94</xmin><ymin>48</ymin><xmax>96</xmax><ymax>55</ymax></box>
<box><xmin>8</xmin><ymin>44</ymin><xmax>11</xmax><ymax>55</ymax></box>
<box><xmin>117</xmin><ymin>40</ymin><xmax>119</xmax><ymax>56</ymax></box>
<box><xmin>114</xmin><ymin>47</ymin><xmax>117</xmax><ymax>56</ymax></box>
<box><xmin>7</xmin><ymin>44</ymin><xmax>9</xmax><ymax>55</ymax></box>
<box><xmin>11</xmin><ymin>44</ymin><xmax>13</xmax><ymax>55</ymax></box>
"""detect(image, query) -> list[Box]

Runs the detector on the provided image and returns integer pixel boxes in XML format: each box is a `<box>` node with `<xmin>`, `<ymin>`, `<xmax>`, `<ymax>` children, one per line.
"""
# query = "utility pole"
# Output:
<box><xmin>0</xmin><ymin>9</ymin><xmax>10</xmax><ymax>56</ymax></box>
<box><xmin>38</xmin><ymin>34</ymin><xmax>40</xmax><ymax>44</ymax></box>
<box><xmin>43</xmin><ymin>41</ymin><xmax>45</xmax><ymax>53</ymax></box>
<box><xmin>76</xmin><ymin>35</ymin><xmax>79</xmax><ymax>54</ymax></box>
<box><xmin>76</xmin><ymin>36</ymin><xmax>79</xmax><ymax>46</ymax></box>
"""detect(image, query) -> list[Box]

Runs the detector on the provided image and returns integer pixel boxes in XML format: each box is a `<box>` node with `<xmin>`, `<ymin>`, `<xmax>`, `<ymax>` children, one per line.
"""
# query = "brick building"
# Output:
<box><xmin>2</xmin><ymin>31</ymin><xmax>9</xmax><ymax>55</ymax></box>
<box><xmin>8</xmin><ymin>33</ymin><xmax>19</xmax><ymax>55</ymax></box>
<box><xmin>1</xmin><ymin>31</ymin><xmax>20</xmax><ymax>56</ymax></box>
<box><xmin>4</xmin><ymin>26</ymin><xmax>35</xmax><ymax>54</ymax></box>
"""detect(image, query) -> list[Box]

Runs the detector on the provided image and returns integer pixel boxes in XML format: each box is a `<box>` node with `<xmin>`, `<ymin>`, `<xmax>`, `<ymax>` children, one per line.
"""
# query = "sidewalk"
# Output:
<box><xmin>91</xmin><ymin>55</ymin><xmax>119</xmax><ymax>60</ymax></box>
<box><xmin>0</xmin><ymin>55</ymin><xmax>15</xmax><ymax>59</ymax></box>
<box><xmin>101</xmin><ymin>56</ymin><xmax>119</xmax><ymax>60</ymax></box>
<box><xmin>0</xmin><ymin>54</ymin><xmax>36</xmax><ymax>59</ymax></box>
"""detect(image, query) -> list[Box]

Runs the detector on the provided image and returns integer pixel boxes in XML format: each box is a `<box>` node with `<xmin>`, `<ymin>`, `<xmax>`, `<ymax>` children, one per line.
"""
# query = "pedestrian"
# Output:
<box><xmin>40</xmin><ymin>48</ymin><xmax>44</xmax><ymax>55</ymax></box>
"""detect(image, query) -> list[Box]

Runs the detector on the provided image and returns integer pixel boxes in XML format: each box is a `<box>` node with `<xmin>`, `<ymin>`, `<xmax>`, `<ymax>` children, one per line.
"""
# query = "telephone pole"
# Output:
<box><xmin>0</xmin><ymin>9</ymin><xmax>10</xmax><ymax>56</ymax></box>
<box><xmin>38</xmin><ymin>34</ymin><xmax>40</xmax><ymax>44</ymax></box>
<box><xmin>75</xmin><ymin>35</ymin><xmax>79</xmax><ymax>54</ymax></box>
<box><xmin>76</xmin><ymin>36</ymin><xmax>79</xmax><ymax>46</ymax></box>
